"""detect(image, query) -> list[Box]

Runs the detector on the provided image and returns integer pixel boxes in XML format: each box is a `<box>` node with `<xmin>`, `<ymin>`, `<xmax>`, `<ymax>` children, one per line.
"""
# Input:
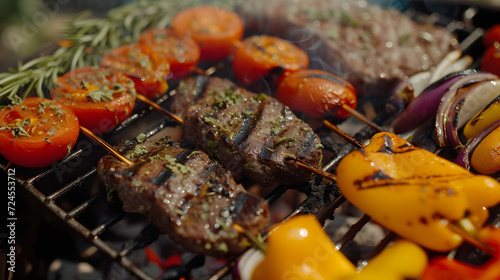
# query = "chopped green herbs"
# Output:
<box><xmin>87</xmin><ymin>87</ymin><xmax>115</xmax><ymax>102</ymax></box>
<box><xmin>213</xmin><ymin>87</ymin><xmax>241</xmax><ymax>109</ymax></box>
<box><xmin>136</xmin><ymin>133</ymin><xmax>147</xmax><ymax>143</ymax></box>
<box><xmin>164</xmin><ymin>154</ymin><xmax>193</xmax><ymax>174</ymax></box>
<box><xmin>273</xmin><ymin>136</ymin><xmax>297</xmax><ymax>147</ymax></box>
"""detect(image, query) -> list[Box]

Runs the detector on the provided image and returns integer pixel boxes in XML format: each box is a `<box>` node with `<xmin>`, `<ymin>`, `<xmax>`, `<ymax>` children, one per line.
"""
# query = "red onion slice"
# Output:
<box><xmin>392</xmin><ymin>69</ymin><xmax>475</xmax><ymax>134</ymax></box>
<box><xmin>434</xmin><ymin>72</ymin><xmax>498</xmax><ymax>147</ymax></box>
<box><xmin>456</xmin><ymin>119</ymin><xmax>500</xmax><ymax>170</ymax></box>
<box><xmin>391</xmin><ymin>51</ymin><xmax>472</xmax><ymax>108</ymax></box>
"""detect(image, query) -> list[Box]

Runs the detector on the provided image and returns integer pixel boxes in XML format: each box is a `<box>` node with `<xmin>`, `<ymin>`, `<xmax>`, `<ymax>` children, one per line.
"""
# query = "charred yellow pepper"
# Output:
<box><xmin>251</xmin><ymin>214</ymin><xmax>355</xmax><ymax>280</ymax></box>
<box><xmin>354</xmin><ymin>239</ymin><xmax>427</xmax><ymax>280</ymax></box>
<box><xmin>463</xmin><ymin>96</ymin><xmax>500</xmax><ymax>139</ymax></box>
<box><xmin>247</xmin><ymin>214</ymin><xmax>428</xmax><ymax>280</ymax></box>
<box><xmin>336</xmin><ymin>132</ymin><xmax>500</xmax><ymax>252</ymax></box>
<box><xmin>470</xmin><ymin>125</ymin><xmax>500</xmax><ymax>174</ymax></box>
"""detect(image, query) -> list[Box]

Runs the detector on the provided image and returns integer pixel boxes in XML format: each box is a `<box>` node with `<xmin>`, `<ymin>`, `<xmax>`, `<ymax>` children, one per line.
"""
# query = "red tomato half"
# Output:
<box><xmin>275</xmin><ymin>69</ymin><xmax>358</xmax><ymax>119</ymax></box>
<box><xmin>100</xmin><ymin>44</ymin><xmax>170</xmax><ymax>98</ymax></box>
<box><xmin>232</xmin><ymin>35</ymin><xmax>309</xmax><ymax>88</ymax></box>
<box><xmin>484</xmin><ymin>24</ymin><xmax>500</xmax><ymax>48</ymax></box>
<box><xmin>52</xmin><ymin>67</ymin><xmax>136</xmax><ymax>134</ymax></box>
<box><xmin>171</xmin><ymin>5</ymin><xmax>244</xmax><ymax>61</ymax></box>
<box><xmin>0</xmin><ymin>97</ymin><xmax>79</xmax><ymax>167</ymax></box>
<box><xmin>481</xmin><ymin>45</ymin><xmax>500</xmax><ymax>77</ymax></box>
<box><xmin>138</xmin><ymin>28</ymin><xmax>200</xmax><ymax>80</ymax></box>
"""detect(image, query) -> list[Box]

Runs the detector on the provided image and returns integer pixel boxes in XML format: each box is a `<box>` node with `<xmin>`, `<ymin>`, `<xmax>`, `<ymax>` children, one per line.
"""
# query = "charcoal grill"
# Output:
<box><xmin>2</xmin><ymin>3</ymin><xmax>499</xmax><ymax>280</ymax></box>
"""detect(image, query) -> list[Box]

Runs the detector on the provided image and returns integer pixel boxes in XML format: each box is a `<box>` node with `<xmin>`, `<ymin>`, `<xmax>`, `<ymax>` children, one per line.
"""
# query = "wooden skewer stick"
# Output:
<box><xmin>342</xmin><ymin>104</ymin><xmax>384</xmax><ymax>132</ymax></box>
<box><xmin>322</xmin><ymin>120</ymin><xmax>365</xmax><ymax>149</ymax></box>
<box><xmin>193</xmin><ymin>66</ymin><xmax>218</xmax><ymax>76</ymax></box>
<box><xmin>233</xmin><ymin>224</ymin><xmax>267</xmax><ymax>253</ymax></box>
<box><xmin>136</xmin><ymin>66</ymin><xmax>220</xmax><ymax>125</ymax></box>
<box><xmin>448</xmin><ymin>219</ymin><xmax>496</xmax><ymax>255</ymax></box>
<box><xmin>4</xmin><ymin>161</ymin><xmax>12</xmax><ymax>170</ymax></box>
<box><xmin>284</xmin><ymin>154</ymin><xmax>337</xmax><ymax>182</ymax></box>
<box><xmin>136</xmin><ymin>93</ymin><xmax>184</xmax><ymax>125</ymax></box>
<box><xmin>79</xmin><ymin>126</ymin><xmax>134</xmax><ymax>166</ymax></box>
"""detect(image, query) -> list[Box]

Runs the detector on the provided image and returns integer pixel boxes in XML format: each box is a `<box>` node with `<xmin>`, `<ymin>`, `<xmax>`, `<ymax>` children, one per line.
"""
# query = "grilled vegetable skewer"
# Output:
<box><xmin>335</xmin><ymin>132</ymin><xmax>500</xmax><ymax>252</ymax></box>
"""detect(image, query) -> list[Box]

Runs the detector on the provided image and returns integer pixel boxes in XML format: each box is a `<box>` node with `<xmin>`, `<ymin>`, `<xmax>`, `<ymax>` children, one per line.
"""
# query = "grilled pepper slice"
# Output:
<box><xmin>463</xmin><ymin>95</ymin><xmax>500</xmax><ymax>140</ymax></box>
<box><xmin>242</xmin><ymin>214</ymin><xmax>427</xmax><ymax>280</ymax></box>
<box><xmin>336</xmin><ymin>132</ymin><xmax>500</xmax><ymax>252</ymax></box>
<box><xmin>422</xmin><ymin>226</ymin><xmax>500</xmax><ymax>280</ymax></box>
<box><xmin>470</xmin><ymin>125</ymin><xmax>500</xmax><ymax>174</ymax></box>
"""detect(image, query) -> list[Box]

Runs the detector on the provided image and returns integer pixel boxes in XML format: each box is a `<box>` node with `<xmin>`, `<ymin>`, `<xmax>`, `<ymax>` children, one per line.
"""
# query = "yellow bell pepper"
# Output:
<box><xmin>336</xmin><ymin>132</ymin><xmax>500</xmax><ymax>252</ymax></box>
<box><xmin>470</xmin><ymin>125</ymin><xmax>500</xmax><ymax>174</ymax></box>
<box><xmin>251</xmin><ymin>214</ymin><xmax>356</xmax><ymax>280</ymax></box>
<box><xmin>353</xmin><ymin>239</ymin><xmax>428</xmax><ymax>280</ymax></box>
<box><xmin>248</xmin><ymin>214</ymin><xmax>428</xmax><ymax>280</ymax></box>
<box><xmin>463</xmin><ymin>96</ymin><xmax>500</xmax><ymax>139</ymax></box>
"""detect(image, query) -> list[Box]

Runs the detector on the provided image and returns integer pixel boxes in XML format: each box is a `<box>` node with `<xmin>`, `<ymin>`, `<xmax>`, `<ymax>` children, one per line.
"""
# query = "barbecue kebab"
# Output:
<box><xmin>168</xmin><ymin>75</ymin><xmax>323</xmax><ymax>187</ymax></box>
<box><xmin>97</xmin><ymin>136</ymin><xmax>270</xmax><ymax>257</ymax></box>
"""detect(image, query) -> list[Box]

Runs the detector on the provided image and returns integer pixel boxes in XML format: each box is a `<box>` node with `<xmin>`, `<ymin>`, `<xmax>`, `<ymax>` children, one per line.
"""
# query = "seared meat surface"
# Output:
<box><xmin>169</xmin><ymin>75</ymin><xmax>323</xmax><ymax>187</ymax></box>
<box><xmin>236</xmin><ymin>0</ymin><xmax>459</xmax><ymax>98</ymax></box>
<box><xmin>97</xmin><ymin>137</ymin><xmax>269</xmax><ymax>257</ymax></box>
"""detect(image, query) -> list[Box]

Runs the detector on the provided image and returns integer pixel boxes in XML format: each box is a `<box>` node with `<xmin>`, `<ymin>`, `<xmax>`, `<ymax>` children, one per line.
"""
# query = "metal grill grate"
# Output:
<box><xmin>1</xmin><ymin>5</ymin><xmax>496</xmax><ymax>280</ymax></box>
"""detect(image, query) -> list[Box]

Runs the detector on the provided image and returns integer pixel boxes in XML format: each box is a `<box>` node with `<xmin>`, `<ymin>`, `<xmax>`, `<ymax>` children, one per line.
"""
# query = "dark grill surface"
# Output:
<box><xmin>1</xmin><ymin>4</ymin><xmax>499</xmax><ymax>280</ymax></box>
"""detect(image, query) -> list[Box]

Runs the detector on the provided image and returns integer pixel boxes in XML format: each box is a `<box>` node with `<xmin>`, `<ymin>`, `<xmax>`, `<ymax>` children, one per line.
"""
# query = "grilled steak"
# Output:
<box><xmin>169</xmin><ymin>75</ymin><xmax>323</xmax><ymax>187</ymax></box>
<box><xmin>236</xmin><ymin>0</ymin><xmax>459</xmax><ymax>98</ymax></box>
<box><xmin>97</xmin><ymin>137</ymin><xmax>269</xmax><ymax>257</ymax></box>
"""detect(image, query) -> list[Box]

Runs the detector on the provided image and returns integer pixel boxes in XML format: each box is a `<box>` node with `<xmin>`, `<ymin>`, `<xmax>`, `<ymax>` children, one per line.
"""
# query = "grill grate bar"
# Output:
<box><xmin>90</xmin><ymin>213</ymin><xmax>125</xmax><ymax>238</ymax></box>
<box><xmin>118</xmin><ymin>224</ymin><xmax>161</xmax><ymax>258</ymax></box>
<box><xmin>335</xmin><ymin>214</ymin><xmax>372</xmax><ymax>251</ymax></box>
<box><xmin>46</xmin><ymin>168</ymin><xmax>97</xmax><ymax>202</ymax></box>
<box><xmin>22</xmin><ymin>180</ymin><xmax>154</xmax><ymax>279</ymax></box>
<box><xmin>357</xmin><ymin>231</ymin><xmax>398</xmax><ymax>268</ymax></box>
<box><xmin>66</xmin><ymin>194</ymin><xmax>102</xmax><ymax>219</ymax></box>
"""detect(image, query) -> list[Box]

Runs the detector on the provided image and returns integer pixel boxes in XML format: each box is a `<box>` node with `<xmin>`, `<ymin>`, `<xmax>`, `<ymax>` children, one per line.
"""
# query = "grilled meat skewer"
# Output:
<box><xmin>97</xmin><ymin>137</ymin><xmax>270</xmax><ymax>257</ymax></box>
<box><xmin>169</xmin><ymin>75</ymin><xmax>323</xmax><ymax>187</ymax></box>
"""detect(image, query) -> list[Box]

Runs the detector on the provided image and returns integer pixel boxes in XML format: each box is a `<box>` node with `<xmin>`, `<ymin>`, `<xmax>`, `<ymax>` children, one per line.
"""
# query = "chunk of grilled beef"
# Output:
<box><xmin>97</xmin><ymin>137</ymin><xmax>269</xmax><ymax>257</ymax></box>
<box><xmin>169</xmin><ymin>75</ymin><xmax>323</xmax><ymax>187</ymax></box>
<box><xmin>235</xmin><ymin>0</ymin><xmax>459</xmax><ymax>98</ymax></box>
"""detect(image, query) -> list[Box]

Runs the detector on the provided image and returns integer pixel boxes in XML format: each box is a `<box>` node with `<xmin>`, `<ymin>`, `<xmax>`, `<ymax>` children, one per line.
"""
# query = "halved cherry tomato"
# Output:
<box><xmin>483</xmin><ymin>24</ymin><xmax>500</xmax><ymax>48</ymax></box>
<box><xmin>138</xmin><ymin>28</ymin><xmax>200</xmax><ymax>80</ymax></box>
<box><xmin>171</xmin><ymin>5</ymin><xmax>243</xmax><ymax>62</ymax></box>
<box><xmin>51</xmin><ymin>66</ymin><xmax>136</xmax><ymax>134</ymax></box>
<box><xmin>0</xmin><ymin>97</ymin><xmax>79</xmax><ymax>167</ymax></box>
<box><xmin>232</xmin><ymin>35</ymin><xmax>309</xmax><ymax>88</ymax></box>
<box><xmin>100</xmin><ymin>44</ymin><xmax>169</xmax><ymax>98</ymax></box>
<box><xmin>481</xmin><ymin>45</ymin><xmax>500</xmax><ymax>77</ymax></box>
<box><xmin>275</xmin><ymin>69</ymin><xmax>357</xmax><ymax>119</ymax></box>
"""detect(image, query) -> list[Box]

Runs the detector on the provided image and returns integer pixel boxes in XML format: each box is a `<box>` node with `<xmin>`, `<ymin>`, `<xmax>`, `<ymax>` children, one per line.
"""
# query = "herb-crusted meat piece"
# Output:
<box><xmin>236</xmin><ymin>0</ymin><xmax>459</xmax><ymax>98</ymax></box>
<box><xmin>169</xmin><ymin>75</ymin><xmax>323</xmax><ymax>187</ymax></box>
<box><xmin>97</xmin><ymin>137</ymin><xmax>269</xmax><ymax>257</ymax></box>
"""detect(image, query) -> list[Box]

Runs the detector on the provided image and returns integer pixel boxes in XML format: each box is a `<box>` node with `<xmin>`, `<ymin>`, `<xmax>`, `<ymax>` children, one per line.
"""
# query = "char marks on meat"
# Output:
<box><xmin>97</xmin><ymin>137</ymin><xmax>269</xmax><ymax>257</ymax></box>
<box><xmin>236</xmin><ymin>0</ymin><xmax>459</xmax><ymax>98</ymax></box>
<box><xmin>169</xmin><ymin>75</ymin><xmax>323</xmax><ymax>187</ymax></box>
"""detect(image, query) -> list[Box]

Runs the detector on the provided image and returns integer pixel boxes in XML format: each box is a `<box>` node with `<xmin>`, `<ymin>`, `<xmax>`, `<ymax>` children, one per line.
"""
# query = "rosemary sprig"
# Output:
<box><xmin>0</xmin><ymin>0</ymin><xmax>238</xmax><ymax>106</ymax></box>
